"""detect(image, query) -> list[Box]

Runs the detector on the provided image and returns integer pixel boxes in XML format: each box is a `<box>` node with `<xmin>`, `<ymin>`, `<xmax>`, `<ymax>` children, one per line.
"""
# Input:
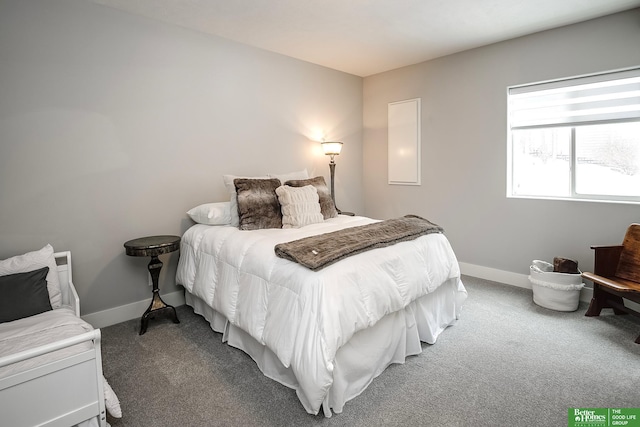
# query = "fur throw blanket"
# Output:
<box><xmin>274</xmin><ymin>215</ymin><xmax>443</xmax><ymax>271</ymax></box>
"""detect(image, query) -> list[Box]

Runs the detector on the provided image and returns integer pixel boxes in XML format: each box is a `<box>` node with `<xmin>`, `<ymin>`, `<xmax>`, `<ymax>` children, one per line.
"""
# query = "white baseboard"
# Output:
<box><xmin>458</xmin><ymin>262</ymin><xmax>593</xmax><ymax>303</ymax></box>
<box><xmin>82</xmin><ymin>263</ymin><xmax>595</xmax><ymax>329</ymax></box>
<box><xmin>81</xmin><ymin>290</ymin><xmax>186</xmax><ymax>329</ymax></box>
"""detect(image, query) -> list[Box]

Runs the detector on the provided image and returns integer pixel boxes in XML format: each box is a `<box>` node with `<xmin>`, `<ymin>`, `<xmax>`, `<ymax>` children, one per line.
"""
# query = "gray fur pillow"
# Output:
<box><xmin>284</xmin><ymin>176</ymin><xmax>338</xmax><ymax>220</ymax></box>
<box><xmin>234</xmin><ymin>178</ymin><xmax>283</xmax><ymax>230</ymax></box>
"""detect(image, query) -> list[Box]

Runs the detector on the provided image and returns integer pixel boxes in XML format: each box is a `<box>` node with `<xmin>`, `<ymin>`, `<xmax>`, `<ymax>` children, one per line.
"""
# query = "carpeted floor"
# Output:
<box><xmin>101</xmin><ymin>276</ymin><xmax>640</xmax><ymax>427</ymax></box>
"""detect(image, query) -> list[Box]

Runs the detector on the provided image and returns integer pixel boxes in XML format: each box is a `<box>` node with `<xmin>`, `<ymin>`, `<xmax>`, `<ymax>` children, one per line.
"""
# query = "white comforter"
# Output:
<box><xmin>0</xmin><ymin>307</ymin><xmax>93</xmax><ymax>377</ymax></box>
<box><xmin>177</xmin><ymin>215</ymin><xmax>463</xmax><ymax>414</ymax></box>
<box><xmin>0</xmin><ymin>307</ymin><xmax>122</xmax><ymax>420</ymax></box>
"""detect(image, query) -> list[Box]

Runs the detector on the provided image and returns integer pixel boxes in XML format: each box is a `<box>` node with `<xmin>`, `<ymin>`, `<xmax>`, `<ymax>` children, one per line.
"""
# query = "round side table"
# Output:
<box><xmin>124</xmin><ymin>235</ymin><xmax>181</xmax><ymax>335</ymax></box>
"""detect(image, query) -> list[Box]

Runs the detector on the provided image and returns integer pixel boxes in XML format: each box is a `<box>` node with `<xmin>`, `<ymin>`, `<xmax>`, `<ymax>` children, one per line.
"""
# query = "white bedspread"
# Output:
<box><xmin>0</xmin><ymin>307</ymin><xmax>93</xmax><ymax>378</ymax></box>
<box><xmin>177</xmin><ymin>215</ymin><xmax>464</xmax><ymax>414</ymax></box>
<box><xmin>0</xmin><ymin>307</ymin><xmax>122</xmax><ymax>421</ymax></box>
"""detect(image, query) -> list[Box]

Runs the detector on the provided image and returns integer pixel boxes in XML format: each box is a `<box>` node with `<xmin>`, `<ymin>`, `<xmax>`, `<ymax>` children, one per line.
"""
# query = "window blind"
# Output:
<box><xmin>508</xmin><ymin>67</ymin><xmax>640</xmax><ymax>130</ymax></box>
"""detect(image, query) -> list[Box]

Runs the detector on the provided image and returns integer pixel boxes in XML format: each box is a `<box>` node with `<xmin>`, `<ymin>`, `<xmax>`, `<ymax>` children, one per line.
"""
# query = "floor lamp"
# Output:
<box><xmin>321</xmin><ymin>141</ymin><xmax>343</xmax><ymax>213</ymax></box>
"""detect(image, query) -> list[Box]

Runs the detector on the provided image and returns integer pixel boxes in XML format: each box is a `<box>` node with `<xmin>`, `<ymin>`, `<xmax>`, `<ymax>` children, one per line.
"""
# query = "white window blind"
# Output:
<box><xmin>509</xmin><ymin>67</ymin><xmax>640</xmax><ymax>130</ymax></box>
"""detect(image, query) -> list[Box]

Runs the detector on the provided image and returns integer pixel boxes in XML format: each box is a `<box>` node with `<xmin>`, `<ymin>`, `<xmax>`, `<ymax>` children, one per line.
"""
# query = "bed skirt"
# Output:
<box><xmin>184</xmin><ymin>277</ymin><xmax>466</xmax><ymax>417</ymax></box>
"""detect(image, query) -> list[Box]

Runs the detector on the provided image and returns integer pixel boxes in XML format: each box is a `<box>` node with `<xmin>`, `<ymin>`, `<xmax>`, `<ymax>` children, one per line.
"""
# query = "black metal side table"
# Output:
<box><xmin>124</xmin><ymin>235</ymin><xmax>181</xmax><ymax>335</ymax></box>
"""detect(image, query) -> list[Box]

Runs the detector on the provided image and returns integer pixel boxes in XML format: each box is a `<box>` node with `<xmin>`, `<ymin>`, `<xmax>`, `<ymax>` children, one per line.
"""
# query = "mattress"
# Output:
<box><xmin>0</xmin><ymin>306</ymin><xmax>121</xmax><ymax>425</ymax></box>
<box><xmin>177</xmin><ymin>215</ymin><xmax>467</xmax><ymax>414</ymax></box>
<box><xmin>0</xmin><ymin>307</ymin><xmax>93</xmax><ymax>379</ymax></box>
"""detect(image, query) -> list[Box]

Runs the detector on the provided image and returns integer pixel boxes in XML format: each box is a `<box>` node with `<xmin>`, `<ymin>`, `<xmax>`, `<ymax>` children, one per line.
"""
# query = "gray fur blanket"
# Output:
<box><xmin>274</xmin><ymin>215</ymin><xmax>443</xmax><ymax>271</ymax></box>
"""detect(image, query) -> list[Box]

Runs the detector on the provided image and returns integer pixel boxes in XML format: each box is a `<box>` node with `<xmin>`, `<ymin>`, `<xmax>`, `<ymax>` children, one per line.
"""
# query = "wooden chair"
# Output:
<box><xmin>582</xmin><ymin>223</ymin><xmax>640</xmax><ymax>344</ymax></box>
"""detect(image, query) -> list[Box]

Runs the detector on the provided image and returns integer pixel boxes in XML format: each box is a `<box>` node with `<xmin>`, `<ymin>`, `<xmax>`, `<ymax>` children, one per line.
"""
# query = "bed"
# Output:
<box><xmin>0</xmin><ymin>247</ymin><xmax>121</xmax><ymax>427</ymax></box>
<box><xmin>177</xmin><ymin>196</ymin><xmax>467</xmax><ymax>416</ymax></box>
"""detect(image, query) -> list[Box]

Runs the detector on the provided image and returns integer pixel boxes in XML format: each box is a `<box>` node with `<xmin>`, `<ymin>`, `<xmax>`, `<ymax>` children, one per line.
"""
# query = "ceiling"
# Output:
<box><xmin>89</xmin><ymin>0</ymin><xmax>640</xmax><ymax>77</ymax></box>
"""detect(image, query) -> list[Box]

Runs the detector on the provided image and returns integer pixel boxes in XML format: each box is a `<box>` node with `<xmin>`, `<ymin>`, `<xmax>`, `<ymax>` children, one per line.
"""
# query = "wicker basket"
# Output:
<box><xmin>529</xmin><ymin>260</ymin><xmax>584</xmax><ymax>312</ymax></box>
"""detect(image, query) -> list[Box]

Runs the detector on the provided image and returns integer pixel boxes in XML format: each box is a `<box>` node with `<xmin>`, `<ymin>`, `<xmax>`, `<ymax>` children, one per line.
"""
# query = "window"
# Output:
<box><xmin>507</xmin><ymin>67</ymin><xmax>640</xmax><ymax>203</ymax></box>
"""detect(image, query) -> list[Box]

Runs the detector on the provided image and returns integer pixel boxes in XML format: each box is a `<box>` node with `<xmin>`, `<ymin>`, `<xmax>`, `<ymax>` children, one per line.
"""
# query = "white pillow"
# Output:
<box><xmin>267</xmin><ymin>168</ymin><xmax>309</xmax><ymax>184</ymax></box>
<box><xmin>187</xmin><ymin>202</ymin><xmax>231</xmax><ymax>225</ymax></box>
<box><xmin>276</xmin><ymin>185</ymin><xmax>324</xmax><ymax>229</ymax></box>
<box><xmin>222</xmin><ymin>174</ymin><xmax>269</xmax><ymax>227</ymax></box>
<box><xmin>103</xmin><ymin>377</ymin><xmax>122</xmax><ymax>418</ymax></box>
<box><xmin>0</xmin><ymin>244</ymin><xmax>62</xmax><ymax>308</ymax></box>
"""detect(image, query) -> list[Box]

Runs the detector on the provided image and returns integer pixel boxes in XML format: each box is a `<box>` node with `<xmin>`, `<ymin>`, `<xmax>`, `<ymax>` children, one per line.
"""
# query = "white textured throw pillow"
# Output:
<box><xmin>276</xmin><ymin>185</ymin><xmax>324</xmax><ymax>229</ymax></box>
<box><xmin>187</xmin><ymin>202</ymin><xmax>231</xmax><ymax>225</ymax></box>
<box><xmin>0</xmin><ymin>244</ymin><xmax>62</xmax><ymax>308</ymax></box>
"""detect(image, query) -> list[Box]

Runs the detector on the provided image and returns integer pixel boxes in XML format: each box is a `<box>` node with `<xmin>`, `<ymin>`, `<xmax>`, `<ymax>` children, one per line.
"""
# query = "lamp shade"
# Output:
<box><xmin>321</xmin><ymin>141</ymin><xmax>343</xmax><ymax>156</ymax></box>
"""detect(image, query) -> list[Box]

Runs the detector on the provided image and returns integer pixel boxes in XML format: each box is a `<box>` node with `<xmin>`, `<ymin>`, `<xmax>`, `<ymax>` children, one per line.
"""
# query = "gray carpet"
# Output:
<box><xmin>101</xmin><ymin>276</ymin><xmax>640</xmax><ymax>427</ymax></box>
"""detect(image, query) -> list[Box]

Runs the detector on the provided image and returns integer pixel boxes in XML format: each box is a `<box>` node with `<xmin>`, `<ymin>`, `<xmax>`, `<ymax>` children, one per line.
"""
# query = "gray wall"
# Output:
<box><xmin>363</xmin><ymin>10</ymin><xmax>640</xmax><ymax>277</ymax></box>
<box><xmin>0</xmin><ymin>0</ymin><xmax>363</xmax><ymax>315</ymax></box>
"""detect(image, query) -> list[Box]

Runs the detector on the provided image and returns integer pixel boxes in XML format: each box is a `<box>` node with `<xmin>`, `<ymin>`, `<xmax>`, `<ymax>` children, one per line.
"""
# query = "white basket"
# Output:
<box><xmin>529</xmin><ymin>260</ymin><xmax>584</xmax><ymax>312</ymax></box>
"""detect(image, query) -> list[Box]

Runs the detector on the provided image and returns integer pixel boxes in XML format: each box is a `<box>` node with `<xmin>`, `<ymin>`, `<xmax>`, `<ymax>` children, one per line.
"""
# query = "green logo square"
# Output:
<box><xmin>569</xmin><ymin>408</ymin><xmax>640</xmax><ymax>427</ymax></box>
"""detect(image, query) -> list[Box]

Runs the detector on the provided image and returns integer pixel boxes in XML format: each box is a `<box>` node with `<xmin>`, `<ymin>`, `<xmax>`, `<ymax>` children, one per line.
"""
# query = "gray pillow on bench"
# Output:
<box><xmin>0</xmin><ymin>266</ymin><xmax>52</xmax><ymax>323</ymax></box>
